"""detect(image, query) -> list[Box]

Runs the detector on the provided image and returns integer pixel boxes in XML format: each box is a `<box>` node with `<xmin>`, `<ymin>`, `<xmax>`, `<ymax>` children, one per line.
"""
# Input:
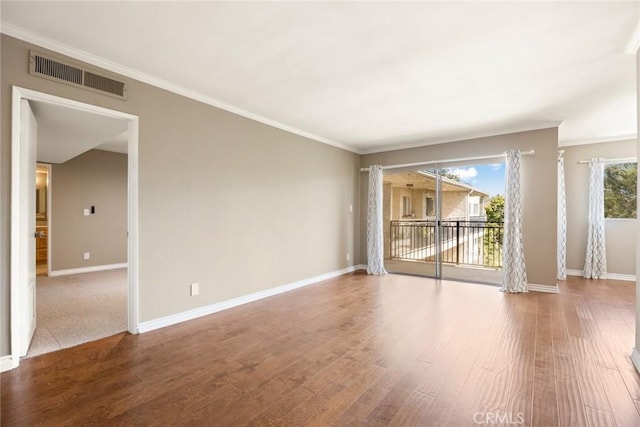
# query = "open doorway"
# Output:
<box><xmin>9</xmin><ymin>87</ymin><xmax>139</xmax><ymax>369</ymax></box>
<box><xmin>383</xmin><ymin>162</ymin><xmax>506</xmax><ymax>285</ymax></box>
<box><xmin>35</xmin><ymin>163</ymin><xmax>51</xmax><ymax>277</ymax></box>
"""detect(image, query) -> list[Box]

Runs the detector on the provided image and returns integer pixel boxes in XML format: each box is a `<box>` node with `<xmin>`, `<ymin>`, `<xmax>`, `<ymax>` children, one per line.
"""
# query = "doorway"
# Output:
<box><xmin>35</xmin><ymin>163</ymin><xmax>51</xmax><ymax>277</ymax></box>
<box><xmin>8</xmin><ymin>86</ymin><xmax>139</xmax><ymax>370</ymax></box>
<box><xmin>383</xmin><ymin>162</ymin><xmax>505</xmax><ymax>285</ymax></box>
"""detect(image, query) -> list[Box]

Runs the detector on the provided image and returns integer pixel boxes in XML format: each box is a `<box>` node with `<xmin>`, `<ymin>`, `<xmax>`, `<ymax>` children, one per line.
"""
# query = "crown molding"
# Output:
<box><xmin>0</xmin><ymin>23</ymin><xmax>359</xmax><ymax>154</ymax></box>
<box><xmin>559</xmin><ymin>134</ymin><xmax>637</xmax><ymax>147</ymax></box>
<box><xmin>358</xmin><ymin>121</ymin><xmax>563</xmax><ymax>155</ymax></box>
<box><xmin>625</xmin><ymin>21</ymin><xmax>640</xmax><ymax>55</ymax></box>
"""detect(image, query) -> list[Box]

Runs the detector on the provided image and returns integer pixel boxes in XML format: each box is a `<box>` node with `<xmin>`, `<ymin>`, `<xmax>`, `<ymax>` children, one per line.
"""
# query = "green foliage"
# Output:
<box><xmin>484</xmin><ymin>195</ymin><xmax>504</xmax><ymax>224</ymax></box>
<box><xmin>604</xmin><ymin>163</ymin><xmax>637</xmax><ymax>219</ymax></box>
<box><xmin>483</xmin><ymin>195</ymin><xmax>504</xmax><ymax>268</ymax></box>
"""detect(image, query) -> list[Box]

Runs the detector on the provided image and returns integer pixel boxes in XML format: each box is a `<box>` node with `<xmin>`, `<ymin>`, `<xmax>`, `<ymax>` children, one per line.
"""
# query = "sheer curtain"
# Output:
<box><xmin>367</xmin><ymin>165</ymin><xmax>387</xmax><ymax>275</ymax></box>
<box><xmin>583</xmin><ymin>158</ymin><xmax>607</xmax><ymax>279</ymax></box>
<box><xmin>501</xmin><ymin>149</ymin><xmax>528</xmax><ymax>293</ymax></box>
<box><xmin>557</xmin><ymin>154</ymin><xmax>567</xmax><ymax>280</ymax></box>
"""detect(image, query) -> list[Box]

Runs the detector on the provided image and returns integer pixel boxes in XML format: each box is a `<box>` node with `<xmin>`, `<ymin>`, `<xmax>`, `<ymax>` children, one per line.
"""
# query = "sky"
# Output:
<box><xmin>448</xmin><ymin>163</ymin><xmax>505</xmax><ymax>197</ymax></box>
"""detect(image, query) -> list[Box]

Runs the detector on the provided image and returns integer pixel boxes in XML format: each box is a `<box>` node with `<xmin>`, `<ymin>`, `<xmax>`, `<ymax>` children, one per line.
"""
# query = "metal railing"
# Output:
<box><xmin>390</xmin><ymin>220</ymin><xmax>504</xmax><ymax>268</ymax></box>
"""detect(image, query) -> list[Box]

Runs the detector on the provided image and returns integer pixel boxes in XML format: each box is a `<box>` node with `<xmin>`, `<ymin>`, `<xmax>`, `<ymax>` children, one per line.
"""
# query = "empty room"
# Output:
<box><xmin>1</xmin><ymin>2</ymin><xmax>640</xmax><ymax>426</ymax></box>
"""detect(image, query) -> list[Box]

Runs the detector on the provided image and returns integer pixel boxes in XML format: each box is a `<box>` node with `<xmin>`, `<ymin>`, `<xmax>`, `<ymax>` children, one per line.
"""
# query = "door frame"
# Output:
<box><xmin>8</xmin><ymin>86</ymin><xmax>140</xmax><ymax>370</ymax></box>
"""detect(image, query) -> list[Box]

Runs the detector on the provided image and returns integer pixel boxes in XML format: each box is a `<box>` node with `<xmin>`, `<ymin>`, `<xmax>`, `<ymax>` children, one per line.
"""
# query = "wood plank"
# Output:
<box><xmin>556</xmin><ymin>375</ymin><xmax>588</xmax><ymax>426</ymax></box>
<box><xmin>1</xmin><ymin>273</ymin><xmax>637</xmax><ymax>426</ymax></box>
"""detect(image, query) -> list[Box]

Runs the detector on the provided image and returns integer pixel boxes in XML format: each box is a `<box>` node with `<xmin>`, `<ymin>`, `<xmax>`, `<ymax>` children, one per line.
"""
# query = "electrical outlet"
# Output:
<box><xmin>349</xmin><ymin>204</ymin><xmax>353</xmax><ymax>213</ymax></box>
<box><xmin>190</xmin><ymin>283</ymin><xmax>199</xmax><ymax>296</ymax></box>
<box><xmin>346</xmin><ymin>253</ymin><xmax>350</xmax><ymax>261</ymax></box>
<box><xmin>84</xmin><ymin>252</ymin><xmax>90</xmax><ymax>260</ymax></box>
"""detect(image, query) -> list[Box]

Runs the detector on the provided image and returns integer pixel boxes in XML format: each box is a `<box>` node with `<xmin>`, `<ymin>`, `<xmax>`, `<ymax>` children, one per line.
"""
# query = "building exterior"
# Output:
<box><xmin>383</xmin><ymin>171</ymin><xmax>496</xmax><ymax>268</ymax></box>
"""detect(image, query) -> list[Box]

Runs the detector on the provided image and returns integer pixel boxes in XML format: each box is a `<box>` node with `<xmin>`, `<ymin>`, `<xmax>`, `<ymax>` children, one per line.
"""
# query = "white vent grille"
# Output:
<box><xmin>29</xmin><ymin>51</ymin><xmax>127</xmax><ymax>100</ymax></box>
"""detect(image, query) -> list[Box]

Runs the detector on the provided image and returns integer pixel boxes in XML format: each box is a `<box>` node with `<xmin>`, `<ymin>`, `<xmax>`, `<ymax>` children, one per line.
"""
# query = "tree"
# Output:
<box><xmin>441</xmin><ymin>169</ymin><xmax>471</xmax><ymax>185</ymax></box>
<box><xmin>604</xmin><ymin>163</ymin><xmax>637</xmax><ymax>219</ymax></box>
<box><xmin>483</xmin><ymin>195</ymin><xmax>504</xmax><ymax>268</ymax></box>
<box><xmin>485</xmin><ymin>195</ymin><xmax>504</xmax><ymax>223</ymax></box>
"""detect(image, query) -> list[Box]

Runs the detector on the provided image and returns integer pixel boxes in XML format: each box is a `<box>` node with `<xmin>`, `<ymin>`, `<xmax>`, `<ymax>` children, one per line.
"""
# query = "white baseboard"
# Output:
<box><xmin>0</xmin><ymin>355</ymin><xmax>18</xmax><ymax>373</ymax></box>
<box><xmin>49</xmin><ymin>263</ymin><xmax>128</xmax><ymax>277</ymax></box>
<box><xmin>566</xmin><ymin>269</ymin><xmax>636</xmax><ymax>282</ymax></box>
<box><xmin>528</xmin><ymin>283</ymin><xmax>559</xmax><ymax>294</ymax></box>
<box><xmin>631</xmin><ymin>348</ymin><xmax>640</xmax><ymax>374</ymax></box>
<box><xmin>138</xmin><ymin>265</ymin><xmax>362</xmax><ymax>333</ymax></box>
<box><xmin>355</xmin><ymin>264</ymin><xmax>367</xmax><ymax>271</ymax></box>
<box><xmin>604</xmin><ymin>272</ymin><xmax>637</xmax><ymax>282</ymax></box>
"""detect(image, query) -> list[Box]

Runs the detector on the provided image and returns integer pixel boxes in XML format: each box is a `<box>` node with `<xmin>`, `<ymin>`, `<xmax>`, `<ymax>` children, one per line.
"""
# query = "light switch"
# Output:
<box><xmin>83</xmin><ymin>208</ymin><xmax>90</xmax><ymax>216</ymax></box>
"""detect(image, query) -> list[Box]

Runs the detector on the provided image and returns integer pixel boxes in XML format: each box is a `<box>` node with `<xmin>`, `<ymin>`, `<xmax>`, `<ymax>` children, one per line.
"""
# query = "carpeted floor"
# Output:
<box><xmin>27</xmin><ymin>268</ymin><xmax>128</xmax><ymax>358</ymax></box>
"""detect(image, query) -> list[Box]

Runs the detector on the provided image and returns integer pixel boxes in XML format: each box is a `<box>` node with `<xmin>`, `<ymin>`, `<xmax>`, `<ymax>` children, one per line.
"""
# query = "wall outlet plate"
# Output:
<box><xmin>83</xmin><ymin>252</ymin><xmax>90</xmax><ymax>260</ymax></box>
<box><xmin>190</xmin><ymin>283</ymin><xmax>199</xmax><ymax>296</ymax></box>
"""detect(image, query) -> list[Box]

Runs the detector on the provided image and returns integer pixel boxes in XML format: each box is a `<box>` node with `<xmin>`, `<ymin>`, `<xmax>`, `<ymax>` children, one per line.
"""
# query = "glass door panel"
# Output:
<box><xmin>382</xmin><ymin>163</ymin><xmax>504</xmax><ymax>286</ymax></box>
<box><xmin>437</xmin><ymin>163</ymin><xmax>504</xmax><ymax>285</ymax></box>
<box><xmin>383</xmin><ymin>169</ymin><xmax>439</xmax><ymax>278</ymax></box>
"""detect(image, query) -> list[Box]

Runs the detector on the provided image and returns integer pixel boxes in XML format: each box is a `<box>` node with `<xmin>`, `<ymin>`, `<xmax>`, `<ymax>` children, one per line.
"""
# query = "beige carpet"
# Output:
<box><xmin>27</xmin><ymin>268</ymin><xmax>128</xmax><ymax>358</ymax></box>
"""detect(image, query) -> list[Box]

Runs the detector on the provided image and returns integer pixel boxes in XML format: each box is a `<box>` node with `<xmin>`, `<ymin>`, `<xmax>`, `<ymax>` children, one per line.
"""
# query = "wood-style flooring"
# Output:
<box><xmin>2</xmin><ymin>272</ymin><xmax>639</xmax><ymax>426</ymax></box>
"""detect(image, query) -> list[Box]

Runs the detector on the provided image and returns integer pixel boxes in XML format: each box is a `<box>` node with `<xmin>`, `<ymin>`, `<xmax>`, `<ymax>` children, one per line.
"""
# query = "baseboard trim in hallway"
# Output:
<box><xmin>49</xmin><ymin>262</ymin><xmax>128</xmax><ymax>277</ymax></box>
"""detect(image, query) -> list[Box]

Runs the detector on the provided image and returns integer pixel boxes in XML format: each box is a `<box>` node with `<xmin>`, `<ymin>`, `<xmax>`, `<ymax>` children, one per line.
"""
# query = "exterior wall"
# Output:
<box><xmin>389</xmin><ymin>187</ymin><xmax>470</xmax><ymax>220</ymax></box>
<box><xmin>563</xmin><ymin>139</ymin><xmax>636</xmax><ymax>275</ymax></box>
<box><xmin>0</xmin><ymin>35</ymin><xmax>360</xmax><ymax>356</ymax></box>
<box><xmin>411</xmin><ymin>189</ymin><xmax>425</xmax><ymax>219</ymax></box>
<box><xmin>362</xmin><ymin>127</ymin><xmax>558</xmax><ymax>287</ymax></box>
<box><xmin>442</xmin><ymin>191</ymin><xmax>468</xmax><ymax>219</ymax></box>
<box><xmin>392</xmin><ymin>187</ymin><xmax>413</xmax><ymax>219</ymax></box>
<box><xmin>51</xmin><ymin>149</ymin><xmax>128</xmax><ymax>271</ymax></box>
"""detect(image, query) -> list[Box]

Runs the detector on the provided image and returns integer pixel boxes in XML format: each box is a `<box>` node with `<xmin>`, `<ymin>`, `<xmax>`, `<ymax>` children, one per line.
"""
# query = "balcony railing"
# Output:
<box><xmin>390</xmin><ymin>220</ymin><xmax>504</xmax><ymax>268</ymax></box>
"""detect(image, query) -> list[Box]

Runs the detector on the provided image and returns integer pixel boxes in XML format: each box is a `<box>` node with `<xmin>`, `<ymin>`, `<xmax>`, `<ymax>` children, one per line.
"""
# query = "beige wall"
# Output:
<box><xmin>50</xmin><ymin>149</ymin><xmax>128</xmax><ymax>271</ymax></box>
<box><xmin>636</xmin><ymin>49</ymin><xmax>640</xmax><ymax>353</ymax></box>
<box><xmin>1</xmin><ymin>35</ymin><xmax>360</xmax><ymax>356</ymax></box>
<box><xmin>388</xmin><ymin>187</ymin><xmax>468</xmax><ymax>220</ymax></box>
<box><xmin>442</xmin><ymin>191</ymin><xmax>467</xmax><ymax>219</ymax></box>
<box><xmin>361</xmin><ymin>127</ymin><xmax>559</xmax><ymax>287</ymax></box>
<box><xmin>563</xmin><ymin>139</ymin><xmax>637</xmax><ymax>275</ymax></box>
<box><xmin>391</xmin><ymin>187</ymin><xmax>413</xmax><ymax>219</ymax></box>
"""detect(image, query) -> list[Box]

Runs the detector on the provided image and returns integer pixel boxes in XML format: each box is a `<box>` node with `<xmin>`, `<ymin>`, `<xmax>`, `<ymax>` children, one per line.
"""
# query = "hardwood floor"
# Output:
<box><xmin>2</xmin><ymin>272</ymin><xmax>639</xmax><ymax>426</ymax></box>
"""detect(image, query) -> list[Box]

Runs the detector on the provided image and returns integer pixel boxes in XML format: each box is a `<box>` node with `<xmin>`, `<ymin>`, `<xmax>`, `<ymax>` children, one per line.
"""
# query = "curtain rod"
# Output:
<box><xmin>578</xmin><ymin>157</ymin><xmax>637</xmax><ymax>164</ymax></box>
<box><xmin>360</xmin><ymin>149</ymin><xmax>535</xmax><ymax>172</ymax></box>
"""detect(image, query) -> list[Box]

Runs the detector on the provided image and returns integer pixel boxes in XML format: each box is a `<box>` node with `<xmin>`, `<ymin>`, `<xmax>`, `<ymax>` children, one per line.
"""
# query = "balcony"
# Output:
<box><xmin>389</xmin><ymin>220</ymin><xmax>503</xmax><ymax>268</ymax></box>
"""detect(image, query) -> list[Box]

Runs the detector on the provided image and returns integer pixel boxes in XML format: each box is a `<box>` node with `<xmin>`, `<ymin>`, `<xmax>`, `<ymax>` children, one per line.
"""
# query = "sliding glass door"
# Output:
<box><xmin>384</xmin><ymin>162</ymin><xmax>504</xmax><ymax>285</ymax></box>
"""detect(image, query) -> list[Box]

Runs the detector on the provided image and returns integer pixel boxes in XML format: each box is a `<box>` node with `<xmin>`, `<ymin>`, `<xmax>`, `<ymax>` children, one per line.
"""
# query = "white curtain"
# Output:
<box><xmin>367</xmin><ymin>165</ymin><xmax>387</xmax><ymax>275</ymax></box>
<box><xmin>583</xmin><ymin>158</ymin><xmax>607</xmax><ymax>279</ymax></box>
<box><xmin>501</xmin><ymin>149</ymin><xmax>528</xmax><ymax>293</ymax></box>
<box><xmin>557</xmin><ymin>155</ymin><xmax>567</xmax><ymax>280</ymax></box>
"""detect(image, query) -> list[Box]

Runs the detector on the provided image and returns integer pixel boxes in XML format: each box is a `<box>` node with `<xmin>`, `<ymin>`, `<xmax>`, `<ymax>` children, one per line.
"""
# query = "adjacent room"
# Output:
<box><xmin>1</xmin><ymin>2</ymin><xmax>639</xmax><ymax>425</ymax></box>
<box><xmin>27</xmin><ymin>101</ymin><xmax>130</xmax><ymax>357</ymax></box>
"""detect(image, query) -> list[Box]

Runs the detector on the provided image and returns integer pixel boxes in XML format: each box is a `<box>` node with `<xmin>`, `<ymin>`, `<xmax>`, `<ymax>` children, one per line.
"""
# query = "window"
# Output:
<box><xmin>604</xmin><ymin>162</ymin><xmax>637</xmax><ymax>219</ymax></box>
<box><xmin>468</xmin><ymin>196</ymin><xmax>480</xmax><ymax>217</ymax></box>
<box><xmin>402</xmin><ymin>196</ymin><xmax>412</xmax><ymax>217</ymax></box>
<box><xmin>425</xmin><ymin>196</ymin><xmax>434</xmax><ymax>216</ymax></box>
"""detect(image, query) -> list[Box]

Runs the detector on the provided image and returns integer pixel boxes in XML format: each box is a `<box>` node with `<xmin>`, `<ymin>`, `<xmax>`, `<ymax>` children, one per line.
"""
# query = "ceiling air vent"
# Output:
<box><xmin>29</xmin><ymin>51</ymin><xmax>127</xmax><ymax>100</ymax></box>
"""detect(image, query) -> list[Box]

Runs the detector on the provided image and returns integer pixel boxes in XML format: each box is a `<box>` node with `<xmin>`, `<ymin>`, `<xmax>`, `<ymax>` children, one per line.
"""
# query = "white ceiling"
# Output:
<box><xmin>3</xmin><ymin>2</ymin><xmax>639</xmax><ymax>154</ymax></box>
<box><xmin>31</xmin><ymin>101</ymin><xmax>128</xmax><ymax>163</ymax></box>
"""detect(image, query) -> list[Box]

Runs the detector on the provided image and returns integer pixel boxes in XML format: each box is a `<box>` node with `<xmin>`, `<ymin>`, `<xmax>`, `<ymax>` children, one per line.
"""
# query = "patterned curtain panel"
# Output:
<box><xmin>583</xmin><ymin>158</ymin><xmax>607</xmax><ymax>279</ymax></box>
<box><xmin>501</xmin><ymin>149</ymin><xmax>528</xmax><ymax>293</ymax></box>
<box><xmin>557</xmin><ymin>155</ymin><xmax>567</xmax><ymax>280</ymax></box>
<box><xmin>367</xmin><ymin>165</ymin><xmax>387</xmax><ymax>275</ymax></box>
